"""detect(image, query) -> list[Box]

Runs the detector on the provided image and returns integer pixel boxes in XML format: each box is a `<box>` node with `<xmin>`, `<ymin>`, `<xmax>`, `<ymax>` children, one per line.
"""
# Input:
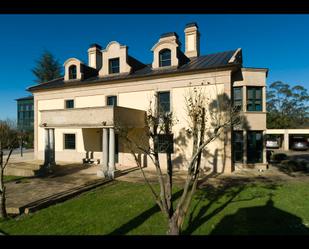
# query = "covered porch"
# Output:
<box><xmin>39</xmin><ymin>105</ymin><xmax>146</xmax><ymax>178</ymax></box>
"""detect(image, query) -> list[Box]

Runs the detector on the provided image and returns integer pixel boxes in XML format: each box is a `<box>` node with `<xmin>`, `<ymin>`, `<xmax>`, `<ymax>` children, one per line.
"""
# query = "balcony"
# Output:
<box><xmin>39</xmin><ymin>106</ymin><xmax>146</xmax><ymax>128</ymax></box>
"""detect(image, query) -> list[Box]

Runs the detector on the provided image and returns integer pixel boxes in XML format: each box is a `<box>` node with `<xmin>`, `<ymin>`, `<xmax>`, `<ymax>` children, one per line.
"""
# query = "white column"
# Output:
<box><xmin>48</xmin><ymin>128</ymin><xmax>55</xmax><ymax>166</ymax></box>
<box><xmin>97</xmin><ymin>128</ymin><xmax>109</xmax><ymax>177</ymax></box>
<box><xmin>44</xmin><ymin>128</ymin><xmax>50</xmax><ymax>166</ymax></box>
<box><xmin>108</xmin><ymin>127</ymin><xmax>115</xmax><ymax>178</ymax></box>
<box><xmin>284</xmin><ymin>129</ymin><xmax>289</xmax><ymax>151</ymax></box>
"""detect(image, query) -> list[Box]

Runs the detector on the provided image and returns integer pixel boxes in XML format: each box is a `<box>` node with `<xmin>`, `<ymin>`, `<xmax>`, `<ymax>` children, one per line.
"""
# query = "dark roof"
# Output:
<box><xmin>185</xmin><ymin>22</ymin><xmax>198</xmax><ymax>28</ymax></box>
<box><xmin>16</xmin><ymin>96</ymin><xmax>33</xmax><ymax>101</ymax></box>
<box><xmin>160</xmin><ymin>32</ymin><xmax>179</xmax><ymax>39</ymax></box>
<box><xmin>28</xmin><ymin>49</ymin><xmax>240</xmax><ymax>92</ymax></box>
<box><xmin>89</xmin><ymin>43</ymin><xmax>102</xmax><ymax>49</ymax></box>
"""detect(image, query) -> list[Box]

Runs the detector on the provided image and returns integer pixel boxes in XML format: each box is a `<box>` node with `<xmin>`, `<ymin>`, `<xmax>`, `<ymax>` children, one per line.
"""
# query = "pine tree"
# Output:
<box><xmin>32</xmin><ymin>51</ymin><xmax>62</xmax><ymax>83</ymax></box>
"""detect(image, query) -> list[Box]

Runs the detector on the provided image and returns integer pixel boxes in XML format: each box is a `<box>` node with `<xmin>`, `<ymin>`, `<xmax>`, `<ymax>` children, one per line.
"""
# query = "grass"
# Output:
<box><xmin>3</xmin><ymin>175</ymin><xmax>24</xmax><ymax>183</ymax></box>
<box><xmin>0</xmin><ymin>179</ymin><xmax>309</xmax><ymax>235</ymax></box>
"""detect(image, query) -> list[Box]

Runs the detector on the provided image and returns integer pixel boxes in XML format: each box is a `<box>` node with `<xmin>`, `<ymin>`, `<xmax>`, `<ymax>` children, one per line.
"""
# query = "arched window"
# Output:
<box><xmin>159</xmin><ymin>49</ymin><xmax>171</xmax><ymax>67</ymax></box>
<box><xmin>69</xmin><ymin>65</ymin><xmax>77</xmax><ymax>80</ymax></box>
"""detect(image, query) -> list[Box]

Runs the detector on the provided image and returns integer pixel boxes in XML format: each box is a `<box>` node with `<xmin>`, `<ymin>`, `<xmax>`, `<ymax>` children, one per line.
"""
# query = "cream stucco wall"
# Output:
<box><xmin>33</xmin><ymin>67</ymin><xmax>267</xmax><ymax>173</ymax></box>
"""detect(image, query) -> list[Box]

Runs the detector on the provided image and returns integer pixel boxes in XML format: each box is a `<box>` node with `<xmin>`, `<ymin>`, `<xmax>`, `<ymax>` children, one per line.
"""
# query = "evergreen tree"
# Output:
<box><xmin>267</xmin><ymin>81</ymin><xmax>309</xmax><ymax>128</ymax></box>
<box><xmin>32</xmin><ymin>51</ymin><xmax>62</xmax><ymax>83</ymax></box>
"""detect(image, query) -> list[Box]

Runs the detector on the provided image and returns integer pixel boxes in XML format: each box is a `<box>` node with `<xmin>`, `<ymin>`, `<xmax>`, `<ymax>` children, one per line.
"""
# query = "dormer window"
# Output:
<box><xmin>69</xmin><ymin>65</ymin><xmax>77</xmax><ymax>80</ymax></box>
<box><xmin>109</xmin><ymin>58</ymin><xmax>120</xmax><ymax>74</ymax></box>
<box><xmin>159</xmin><ymin>49</ymin><xmax>171</xmax><ymax>67</ymax></box>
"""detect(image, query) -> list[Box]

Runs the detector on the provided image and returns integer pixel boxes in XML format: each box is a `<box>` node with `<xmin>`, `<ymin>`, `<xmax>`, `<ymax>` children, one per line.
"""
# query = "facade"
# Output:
<box><xmin>16</xmin><ymin>96</ymin><xmax>34</xmax><ymax>132</ymax></box>
<box><xmin>28</xmin><ymin>23</ymin><xmax>268</xmax><ymax>175</ymax></box>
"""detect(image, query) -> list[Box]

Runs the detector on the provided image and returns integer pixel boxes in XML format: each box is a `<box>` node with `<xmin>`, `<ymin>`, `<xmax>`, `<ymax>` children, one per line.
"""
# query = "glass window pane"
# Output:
<box><xmin>69</xmin><ymin>65</ymin><xmax>77</xmax><ymax>79</ymax></box>
<box><xmin>255</xmin><ymin>104</ymin><xmax>262</xmax><ymax>111</ymax></box>
<box><xmin>247</xmin><ymin>87</ymin><xmax>263</xmax><ymax>112</ymax></box>
<box><xmin>64</xmin><ymin>134</ymin><xmax>76</xmax><ymax>150</ymax></box>
<box><xmin>233</xmin><ymin>131</ymin><xmax>243</xmax><ymax>163</ymax></box>
<box><xmin>159</xmin><ymin>49</ymin><xmax>171</xmax><ymax>67</ymax></box>
<box><xmin>233</xmin><ymin>87</ymin><xmax>242</xmax><ymax>100</ymax></box>
<box><xmin>158</xmin><ymin>92</ymin><xmax>170</xmax><ymax>113</ymax></box>
<box><xmin>109</xmin><ymin>58</ymin><xmax>120</xmax><ymax>74</ymax></box>
<box><xmin>247</xmin><ymin>131</ymin><xmax>263</xmax><ymax>163</ymax></box>
<box><xmin>247</xmin><ymin>88</ymin><xmax>254</xmax><ymax>99</ymax></box>
<box><xmin>155</xmin><ymin>134</ymin><xmax>174</xmax><ymax>153</ymax></box>
<box><xmin>255</xmin><ymin>88</ymin><xmax>262</xmax><ymax>99</ymax></box>
<box><xmin>66</xmin><ymin>100</ymin><xmax>74</xmax><ymax>109</ymax></box>
<box><xmin>107</xmin><ymin>96</ymin><xmax>117</xmax><ymax>106</ymax></box>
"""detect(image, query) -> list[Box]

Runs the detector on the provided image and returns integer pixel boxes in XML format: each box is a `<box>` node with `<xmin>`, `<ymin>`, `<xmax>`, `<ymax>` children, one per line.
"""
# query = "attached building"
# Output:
<box><xmin>28</xmin><ymin>23</ymin><xmax>268</xmax><ymax>175</ymax></box>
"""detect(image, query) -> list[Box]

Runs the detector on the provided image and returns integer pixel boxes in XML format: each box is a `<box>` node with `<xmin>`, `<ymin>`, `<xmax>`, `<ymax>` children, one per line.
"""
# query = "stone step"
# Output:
<box><xmin>4</xmin><ymin>166</ymin><xmax>38</xmax><ymax>177</ymax></box>
<box><xmin>7</xmin><ymin>162</ymin><xmax>42</xmax><ymax>170</ymax></box>
<box><xmin>4</xmin><ymin>163</ymin><xmax>43</xmax><ymax>177</ymax></box>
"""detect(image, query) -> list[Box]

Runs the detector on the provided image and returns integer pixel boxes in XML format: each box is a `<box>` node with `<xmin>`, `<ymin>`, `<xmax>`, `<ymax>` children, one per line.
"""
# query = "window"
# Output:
<box><xmin>159</xmin><ymin>49</ymin><xmax>171</xmax><ymax>67</ymax></box>
<box><xmin>247</xmin><ymin>131</ymin><xmax>263</xmax><ymax>163</ymax></box>
<box><xmin>109</xmin><ymin>58</ymin><xmax>120</xmax><ymax>74</ymax></box>
<box><xmin>107</xmin><ymin>96</ymin><xmax>117</xmax><ymax>106</ymax></box>
<box><xmin>65</xmin><ymin>99</ymin><xmax>74</xmax><ymax>109</ymax></box>
<box><xmin>69</xmin><ymin>65</ymin><xmax>77</xmax><ymax>80</ymax></box>
<box><xmin>158</xmin><ymin>91</ymin><xmax>170</xmax><ymax>114</ymax></box>
<box><xmin>64</xmin><ymin>134</ymin><xmax>76</xmax><ymax>150</ymax></box>
<box><xmin>155</xmin><ymin>134</ymin><xmax>174</xmax><ymax>153</ymax></box>
<box><xmin>247</xmin><ymin>87</ymin><xmax>262</xmax><ymax>111</ymax></box>
<box><xmin>233</xmin><ymin>87</ymin><xmax>243</xmax><ymax>111</ymax></box>
<box><xmin>233</xmin><ymin>131</ymin><xmax>244</xmax><ymax>163</ymax></box>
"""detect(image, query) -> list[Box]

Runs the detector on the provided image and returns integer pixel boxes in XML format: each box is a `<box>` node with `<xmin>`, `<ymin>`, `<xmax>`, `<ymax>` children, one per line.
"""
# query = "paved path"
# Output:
<box><xmin>5</xmin><ymin>164</ymin><xmax>109</xmax><ymax>214</ymax></box>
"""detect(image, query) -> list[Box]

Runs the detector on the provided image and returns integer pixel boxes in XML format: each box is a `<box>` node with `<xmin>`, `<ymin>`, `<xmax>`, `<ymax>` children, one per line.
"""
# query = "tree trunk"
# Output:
<box><xmin>168</xmin><ymin>216</ymin><xmax>180</xmax><ymax>235</ymax></box>
<box><xmin>0</xmin><ymin>186</ymin><xmax>7</xmax><ymax>219</ymax></box>
<box><xmin>0</xmin><ymin>151</ymin><xmax>7</xmax><ymax>219</ymax></box>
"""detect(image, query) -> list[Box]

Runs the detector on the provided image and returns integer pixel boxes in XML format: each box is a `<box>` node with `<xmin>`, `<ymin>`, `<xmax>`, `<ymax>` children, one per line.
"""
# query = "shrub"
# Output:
<box><xmin>281</xmin><ymin>159</ymin><xmax>308</xmax><ymax>172</ymax></box>
<box><xmin>270</xmin><ymin>153</ymin><xmax>288</xmax><ymax>163</ymax></box>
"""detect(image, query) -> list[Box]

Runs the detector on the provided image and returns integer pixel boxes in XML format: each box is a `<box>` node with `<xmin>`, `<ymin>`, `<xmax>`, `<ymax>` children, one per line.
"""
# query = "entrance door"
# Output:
<box><xmin>247</xmin><ymin>131</ymin><xmax>263</xmax><ymax>163</ymax></box>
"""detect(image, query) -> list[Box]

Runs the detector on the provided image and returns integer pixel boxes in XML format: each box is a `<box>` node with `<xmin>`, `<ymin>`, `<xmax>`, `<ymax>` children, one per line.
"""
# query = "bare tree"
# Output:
<box><xmin>116</xmin><ymin>85</ymin><xmax>242</xmax><ymax>235</ymax></box>
<box><xmin>0</xmin><ymin>119</ymin><xmax>18</xmax><ymax>219</ymax></box>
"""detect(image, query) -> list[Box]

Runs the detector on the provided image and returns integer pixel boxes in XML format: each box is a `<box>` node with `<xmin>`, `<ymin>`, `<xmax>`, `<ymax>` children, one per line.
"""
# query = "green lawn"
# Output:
<box><xmin>1</xmin><ymin>179</ymin><xmax>309</xmax><ymax>235</ymax></box>
<box><xmin>3</xmin><ymin>175</ymin><xmax>24</xmax><ymax>183</ymax></box>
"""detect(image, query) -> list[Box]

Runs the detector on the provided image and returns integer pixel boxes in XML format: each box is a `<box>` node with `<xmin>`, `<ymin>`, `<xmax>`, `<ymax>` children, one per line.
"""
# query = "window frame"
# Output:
<box><xmin>247</xmin><ymin>87</ymin><xmax>262</xmax><ymax>112</ymax></box>
<box><xmin>157</xmin><ymin>91</ymin><xmax>171</xmax><ymax>114</ymax></box>
<box><xmin>159</xmin><ymin>49</ymin><xmax>172</xmax><ymax>67</ymax></box>
<box><xmin>63</xmin><ymin>133</ymin><xmax>76</xmax><ymax>150</ymax></box>
<box><xmin>233</xmin><ymin>87</ymin><xmax>243</xmax><ymax>111</ymax></box>
<box><xmin>247</xmin><ymin>131</ymin><xmax>264</xmax><ymax>163</ymax></box>
<box><xmin>155</xmin><ymin>134</ymin><xmax>174</xmax><ymax>153</ymax></box>
<box><xmin>106</xmin><ymin>95</ymin><xmax>117</xmax><ymax>106</ymax></box>
<box><xmin>109</xmin><ymin>58</ymin><xmax>120</xmax><ymax>74</ymax></box>
<box><xmin>232</xmin><ymin>131</ymin><xmax>244</xmax><ymax>163</ymax></box>
<box><xmin>65</xmin><ymin>99</ymin><xmax>74</xmax><ymax>109</ymax></box>
<box><xmin>68</xmin><ymin>65</ymin><xmax>77</xmax><ymax>80</ymax></box>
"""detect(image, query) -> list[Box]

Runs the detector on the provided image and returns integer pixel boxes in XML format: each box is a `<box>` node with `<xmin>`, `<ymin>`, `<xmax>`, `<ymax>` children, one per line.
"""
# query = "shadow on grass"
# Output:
<box><xmin>109</xmin><ymin>189</ymin><xmax>184</xmax><ymax>235</ymax></box>
<box><xmin>0</xmin><ymin>228</ymin><xmax>8</xmax><ymax>235</ymax></box>
<box><xmin>109</xmin><ymin>174</ymin><xmax>308</xmax><ymax>235</ymax></box>
<box><xmin>210</xmin><ymin>196</ymin><xmax>309</xmax><ymax>235</ymax></box>
<box><xmin>182</xmin><ymin>177</ymin><xmax>280</xmax><ymax>234</ymax></box>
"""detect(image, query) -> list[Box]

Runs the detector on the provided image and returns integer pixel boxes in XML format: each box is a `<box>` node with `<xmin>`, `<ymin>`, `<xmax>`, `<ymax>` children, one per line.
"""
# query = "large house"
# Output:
<box><xmin>28</xmin><ymin>23</ymin><xmax>268</xmax><ymax>176</ymax></box>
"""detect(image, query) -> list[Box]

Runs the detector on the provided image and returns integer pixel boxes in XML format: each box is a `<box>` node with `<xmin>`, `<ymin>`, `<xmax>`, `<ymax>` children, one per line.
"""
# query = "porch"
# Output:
<box><xmin>39</xmin><ymin>105</ymin><xmax>146</xmax><ymax>178</ymax></box>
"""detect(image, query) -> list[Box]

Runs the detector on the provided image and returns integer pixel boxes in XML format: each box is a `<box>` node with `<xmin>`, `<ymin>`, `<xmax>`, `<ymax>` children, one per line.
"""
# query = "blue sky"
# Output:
<box><xmin>0</xmin><ymin>14</ymin><xmax>309</xmax><ymax>119</ymax></box>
